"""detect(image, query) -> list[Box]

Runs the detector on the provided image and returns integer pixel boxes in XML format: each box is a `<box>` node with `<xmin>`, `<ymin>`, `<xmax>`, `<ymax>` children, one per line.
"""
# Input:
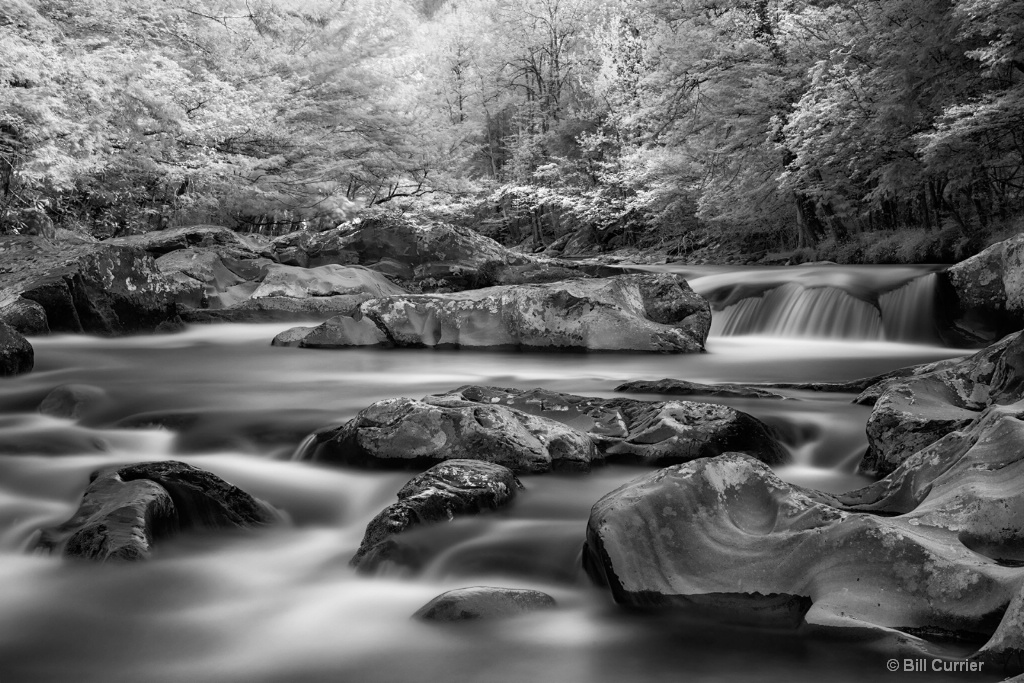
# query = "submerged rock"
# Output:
<box><xmin>352</xmin><ymin>460</ymin><xmax>523</xmax><ymax>573</ymax></box>
<box><xmin>277</xmin><ymin>273</ymin><xmax>711</xmax><ymax>353</ymax></box>
<box><xmin>584</xmin><ymin>453</ymin><xmax>1018</xmax><ymax>635</ymax></box>
<box><xmin>38</xmin><ymin>384</ymin><xmax>109</xmax><ymax>420</ymax></box>
<box><xmin>0</xmin><ymin>321</ymin><xmax>33</xmax><ymax>376</ymax></box>
<box><xmin>0</xmin><ymin>237</ymin><xmax>181</xmax><ymax>335</ymax></box>
<box><xmin>859</xmin><ymin>330</ymin><xmax>1024</xmax><ymax>476</ymax></box>
<box><xmin>615</xmin><ymin>379</ymin><xmax>787</xmax><ymax>400</ymax></box>
<box><xmin>36</xmin><ymin>461</ymin><xmax>281</xmax><ymax>561</ymax></box>
<box><xmin>413</xmin><ymin>587</ymin><xmax>556</xmax><ymax>621</ymax></box>
<box><xmin>305</xmin><ymin>396</ymin><xmax>598</xmax><ymax>473</ymax></box>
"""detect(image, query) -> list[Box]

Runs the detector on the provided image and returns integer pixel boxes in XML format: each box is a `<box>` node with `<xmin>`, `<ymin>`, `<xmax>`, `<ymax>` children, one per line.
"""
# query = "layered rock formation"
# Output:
<box><xmin>36</xmin><ymin>461</ymin><xmax>281</xmax><ymax>561</ymax></box>
<box><xmin>351</xmin><ymin>459</ymin><xmax>523</xmax><ymax>573</ymax></box>
<box><xmin>274</xmin><ymin>273</ymin><xmax>711</xmax><ymax>353</ymax></box>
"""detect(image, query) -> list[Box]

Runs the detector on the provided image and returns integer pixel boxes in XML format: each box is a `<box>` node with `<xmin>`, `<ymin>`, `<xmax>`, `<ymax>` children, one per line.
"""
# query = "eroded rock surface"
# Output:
<box><xmin>352</xmin><ymin>460</ymin><xmax>523</xmax><ymax>572</ymax></box>
<box><xmin>413</xmin><ymin>587</ymin><xmax>555</xmax><ymax>621</ymax></box>
<box><xmin>36</xmin><ymin>461</ymin><xmax>281</xmax><ymax>561</ymax></box>
<box><xmin>275</xmin><ymin>273</ymin><xmax>711</xmax><ymax>353</ymax></box>
<box><xmin>859</xmin><ymin>330</ymin><xmax>1024</xmax><ymax>476</ymax></box>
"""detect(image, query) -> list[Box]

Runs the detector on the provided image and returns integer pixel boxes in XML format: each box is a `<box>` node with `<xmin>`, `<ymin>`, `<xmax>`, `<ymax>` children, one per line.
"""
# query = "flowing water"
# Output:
<box><xmin>0</xmin><ymin>265</ymin><xmax>1000</xmax><ymax>682</ymax></box>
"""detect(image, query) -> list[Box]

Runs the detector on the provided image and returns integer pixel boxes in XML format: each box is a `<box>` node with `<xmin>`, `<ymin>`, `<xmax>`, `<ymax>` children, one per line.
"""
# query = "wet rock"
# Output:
<box><xmin>584</xmin><ymin>453</ymin><xmax>1018</xmax><ymax>634</ymax></box>
<box><xmin>0</xmin><ymin>237</ymin><xmax>181</xmax><ymax>335</ymax></box>
<box><xmin>352</xmin><ymin>460</ymin><xmax>523</xmax><ymax>572</ymax></box>
<box><xmin>279</xmin><ymin>273</ymin><xmax>711</xmax><ymax>353</ymax></box>
<box><xmin>615</xmin><ymin>379</ymin><xmax>787</xmax><ymax>400</ymax></box>
<box><xmin>412</xmin><ymin>587</ymin><xmax>556</xmax><ymax>621</ymax></box>
<box><xmin>250</xmin><ymin>263</ymin><xmax>406</xmax><ymax>299</ymax></box>
<box><xmin>272</xmin><ymin>311</ymin><xmax>388</xmax><ymax>348</ymax></box>
<box><xmin>38</xmin><ymin>384</ymin><xmax>109</xmax><ymax>420</ymax></box>
<box><xmin>304</xmin><ymin>396</ymin><xmax>598</xmax><ymax>473</ymax></box>
<box><xmin>441</xmin><ymin>385</ymin><xmax>789</xmax><ymax>466</ymax></box>
<box><xmin>36</xmin><ymin>460</ymin><xmax>280</xmax><ymax>561</ymax></box>
<box><xmin>946</xmin><ymin>234</ymin><xmax>1024</xmax><ymax>342</ymax></box>
<box><xmin>859</xmin><ymin>330</ymin><xmax>1024</xmax><ymax>476</ymax></box>
<box><xmin>183</xmin><ymin>295</ymin><xmax>370</xmax><ymax>324</ymax></box>
<box><xmin>0</xmin><ymin>321</ymin><xmax>33</xmax><ymax>376</ymax></box>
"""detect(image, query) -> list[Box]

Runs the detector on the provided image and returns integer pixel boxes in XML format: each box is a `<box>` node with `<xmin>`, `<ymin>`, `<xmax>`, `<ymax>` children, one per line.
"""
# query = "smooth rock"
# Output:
<box><xmin>859</xmin><ymin>330</ymin><xmax>1024</xmax><ymax>476</ymax></box>
<box><xmin>0</xmin><ymin>321</ymin><xmax>33</xmax><ymax>376</ymax></box>
<box><xmin>352</xmin><ymin>459</ymin><xmax>523</xmax><ymax>572</ymax></box>
<box><xmin>250</xmin><ymin>263</ymin><xmax>406</xmax><ymax>299</ymax></box>
<box><xmin>280</xmin><ymin>273</ymin><xmax>711</xmax><ymax>353</ymax></box>
<box><xmin>412</xmin><ymin>587</ymin><xmax>556</xmax><ymax>621</ymax></box>
<box><xmin>35</xmin><ymin>460</ymin><xmax>281</xmax><ymax>561</ymax></box>
<box><xmin>584</xmin><ymin>453</ymin><xmax>1018</xmax><ymax>634</ymax></box>
<box><xmin>946</xmin><ymin>234</ymin><xmax>1024</xmax><ymax>342</ymax></box>
<box><xmin>38</xmin><ymin>384</ymin><xmax>109</xmax><ymax>420</ymax></box>
<box><xmin>615</xmin><ymin>379</ymin><xmax>787</xmax><ymax>400</ymax></box>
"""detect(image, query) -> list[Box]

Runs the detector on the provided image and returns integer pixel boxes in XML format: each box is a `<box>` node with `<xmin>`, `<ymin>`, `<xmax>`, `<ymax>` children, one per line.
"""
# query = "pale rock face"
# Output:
<box><xmin>250</xmin><ymin>263</ymin><xmax>406</xmax><ymax>299</ymax></box>
<box><xmin>274</xmin><ymin>273</ymin><xmax>712</xmax><ymax>353</ymax></box>
<box><xmin>947</xmin><ymin>234</ymin><xmax>1024</xmax><ymax>340</ymax></box>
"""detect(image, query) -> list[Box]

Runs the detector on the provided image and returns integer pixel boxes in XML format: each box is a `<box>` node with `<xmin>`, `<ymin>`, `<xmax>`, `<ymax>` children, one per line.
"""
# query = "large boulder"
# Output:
<box><xmin>439</xmin><ymin>386</ymin><xmax>788</xmax><ymax>466</ymax></box>
<box><xmin>107</xmin><ymin>225</ymin><xmax>269</xmax><ymax>260</ymax></box>
<box><xmin>250</xmin><ymin>263</ymin><xmax>405</xmax><ymax>300</ymax></box>
<box><xmin>859</xmin><ymin>330</ymin><xmax>1024</xmax><ymax>476</ymax></box>
<box><xmin>352</xmin><ymin>460</ymin><xmax>523</xmax><ymax>573</ymax></box>
<box><xmin>274</xmin><ymin>273</ymin><xmax>711</xmax><ymax>353</ymax></box>
<box><xmin>584</xmin><ymin>452</ymin><xmax>1021</xmax><ymax>636</ymax></box>
<box><xmin>412</xmin><ymin>587</ymin><xmax>556</xmax><ymax>622</ymax></box>
<box><xmin>35</xmin><ymin>461</ymin><xmax>281</xmax><ymax>561</ymax></box>
<box><xmin>0</xmin><ymin>321</ymin><xmax>33</xmax><ymax>376</ymax></box>
<box><xmin>301</xmin><ymin>386</ymin><xmax>787</xmax><ymax>471</ymax></box>
<box><xmin>303</xmin><ymin>396</ymin><xmax>598</xmax><ymax>473</ymax></box>
<box><xmin>0</xmin><ymin>237</ymin><xmax>181</xmax><ymax>335</ymax></box>
<box><xmin>945</xmin><ymin>233</ymin><xmax>1024</xmax><ymax>342</ymax></box>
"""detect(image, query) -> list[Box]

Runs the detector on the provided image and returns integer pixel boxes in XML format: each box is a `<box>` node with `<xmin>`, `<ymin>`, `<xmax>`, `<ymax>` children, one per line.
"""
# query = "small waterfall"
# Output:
<box><xmin>709</xmin><ymin>283</ymin><xmax>883</xmax><ymax>339</ymax></box>
<box><xmin>879</xmin><ymin>273</ymin><xmax>938</xmax><ymax>342</ymax></box>
<box><xmin>708</xmin><ymin>273</ymin><xmax>939</xmax><ymax>342</ymax></box>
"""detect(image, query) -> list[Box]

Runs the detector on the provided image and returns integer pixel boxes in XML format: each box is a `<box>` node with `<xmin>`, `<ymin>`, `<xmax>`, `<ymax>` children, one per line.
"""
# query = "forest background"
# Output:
<box><xmin>2</xmin><ymin>0</ymin><xmax>1022</xmax><ymax>263</ymax></box>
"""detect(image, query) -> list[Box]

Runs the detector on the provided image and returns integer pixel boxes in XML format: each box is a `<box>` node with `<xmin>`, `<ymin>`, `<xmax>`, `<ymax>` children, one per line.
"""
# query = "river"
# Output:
<box><xmin>0</xmin><ymin>264</ymin><xmax>1000</xmax><ymax>682</ymax></box>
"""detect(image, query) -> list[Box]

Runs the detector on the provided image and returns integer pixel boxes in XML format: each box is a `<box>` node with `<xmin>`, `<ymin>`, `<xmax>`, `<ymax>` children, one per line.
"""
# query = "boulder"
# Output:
<box><xmin>945</xmin><ymin>234</ymin><xmax>1024</xmax><ymax>342</ymax></box>
<box><xmin>439</xmin><ymin>385</ymin><xmax>789</xmax><ymax>466</ymax></box>
<box><xmin>412</xmin><ymin>587</ymin><xmax>556</xmax><ymax>622</ymax></box>
<box><xmin>35</xmin><ymin>460</ymin><xmax>281</xmax><ymax>561</ymax></box>
<box><xmin>352</xmin><ymin>460</ymin><xmax>523</xmax><ymax>572</ymax></box>
<box><xmin>859</xmin><ymin>330</ymin><xmax>1024</xmax><ymax>476</ymax></box>
<box><xmin>302</xmin><ymin>386</ymin><xmax>787</xmax><ymax>471</ymax></box>
<box><xmin>272</xmin><ymin>311</ymin><xmax>387</xmax><ymax>347</ymax></box>
<box><xmin>0</xmin><ymin>237</ymin><xmax>181</xmax><ymax>335</ymax></box>
<box><xmin>250</xmin><ymin>263</ymin><xmax>405</xmax><ymax>300</ymax></box>
<box><xmin>303</xmin><ymin>396</ymin><xmax>598</xmax><ymax>473</ymax></box>
<box><xmin>584</xmin><ymin>453</ymin><xmax>1020</xmax><ymax>635</ymax></box>
<box><xmin>615</xmin><ymin>379</ymin><xmax>787</xmax><ymax>400</ymax></box>
<box><xmin>0</xmin><ymin>321</ymin><xmax>33</xmax><ymax>376</ymax></box>
<box><xmin>277</xmin><ymin>273</ymin><xmax>711</xmax><ymax>353</ymax></box>
<box><xmin>183</xmin><ymin>295</ymin><xmax>370</xmax><ymax>324</ymax></box>
<box><xmin>155</xmin><ymin>248</ymin><xmax>245</xmax><ymax>303</ymax></box>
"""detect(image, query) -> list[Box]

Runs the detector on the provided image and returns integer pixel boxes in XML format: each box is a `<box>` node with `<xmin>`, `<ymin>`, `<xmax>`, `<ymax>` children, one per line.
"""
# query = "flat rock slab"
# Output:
<box><xmin>107</xmin><ymin>225</ymin><xmax>269</xmax><ymax>260</ymax></box>
<box><xmin>36</xmin><ymin>460</ymin><xmax>281</xmax><ymax>561</ymax></box>
<box><xmin>352</xmin><ymin>459</ymin><xmax>523</xmax><ymax>573</ymax></box>
<box><xmin>413</xmin><ymin>587</ymin><xmax>556</xmax><ymax>621</ymax></box>
<box><xmin>275</xmin><ymin>273</ymin><xmax>711</xmax><ymax>353</ymax></box>
<box><xmin>250</xmin><ymin>263</ymin><xmax>406</xmax><ymax>300</ymax></box>
<box><xmin>0</xmin><ymin>237</ymin><xmax>180</xmax><ymax>335</ymax></box>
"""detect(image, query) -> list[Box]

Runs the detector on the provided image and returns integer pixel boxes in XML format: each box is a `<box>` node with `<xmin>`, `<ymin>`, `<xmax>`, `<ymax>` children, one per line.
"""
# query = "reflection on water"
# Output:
<box><xmin>0</xmin><ymin>318</ymin><xmax>989</xmax><ymax>682</ymax></box>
